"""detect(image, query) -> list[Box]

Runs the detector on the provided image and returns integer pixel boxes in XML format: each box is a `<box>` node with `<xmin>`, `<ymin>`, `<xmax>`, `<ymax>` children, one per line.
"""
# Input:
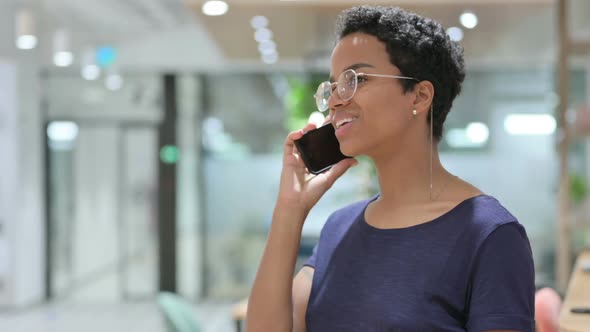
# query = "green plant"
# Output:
<box><xmin>570</xmin><ymin>173</ymin><xmax>588</xmax><ymax>205</ymax></box>
<box><xmin>285</xmin><ymin>76</ymin><xmax>325</xmax><ymax>132</ymax></box>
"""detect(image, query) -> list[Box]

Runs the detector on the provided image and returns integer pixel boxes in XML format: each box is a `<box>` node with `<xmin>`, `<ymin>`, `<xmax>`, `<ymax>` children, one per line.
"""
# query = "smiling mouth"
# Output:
<box><xmin>335</xmin><ymin>117</ymin><xmax>356</xmax><ymax>129</ymax></box>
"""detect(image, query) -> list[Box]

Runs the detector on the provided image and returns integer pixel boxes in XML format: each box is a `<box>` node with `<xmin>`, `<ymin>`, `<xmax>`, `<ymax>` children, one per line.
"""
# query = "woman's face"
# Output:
<box><xmin>328</xmin><ymin>32</ymin><xmax>418</xmax><ymax>158</ymax></box>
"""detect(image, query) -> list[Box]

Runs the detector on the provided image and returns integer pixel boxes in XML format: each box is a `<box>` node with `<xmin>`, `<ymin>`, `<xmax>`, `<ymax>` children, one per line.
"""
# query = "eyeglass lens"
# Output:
<box><xmin>315</xmin><ymin>69</ymin><xmax>357</xmax><ymax>112</ymax></box>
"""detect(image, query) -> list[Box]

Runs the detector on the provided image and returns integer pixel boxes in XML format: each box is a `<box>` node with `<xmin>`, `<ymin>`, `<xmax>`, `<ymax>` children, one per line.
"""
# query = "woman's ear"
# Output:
<box><xmin>412</xmin><ymin>81</ymin><xmax>434</xmax><ymax>115</ymax></box>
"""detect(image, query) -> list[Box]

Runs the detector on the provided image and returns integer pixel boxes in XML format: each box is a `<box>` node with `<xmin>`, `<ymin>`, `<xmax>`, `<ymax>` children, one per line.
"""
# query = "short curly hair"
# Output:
<box><xmin>335</xmin><ymin>6</ymin><xmax>466</xmax><ymax>141</ymax></box>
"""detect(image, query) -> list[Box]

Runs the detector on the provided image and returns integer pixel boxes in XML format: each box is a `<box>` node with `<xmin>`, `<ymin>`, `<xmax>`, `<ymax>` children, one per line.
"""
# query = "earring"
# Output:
<box><xmin>412</xmin><ymin>109</ymin><xmax>417</xmax><ymax>116</ymax></box>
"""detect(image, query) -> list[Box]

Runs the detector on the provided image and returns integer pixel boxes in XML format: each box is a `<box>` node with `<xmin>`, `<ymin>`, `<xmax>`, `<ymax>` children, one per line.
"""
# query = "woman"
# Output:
<box><xmin>247</xmin><ymin>5</ymin><xmax>535</xmax><ymax>332</ymax></box>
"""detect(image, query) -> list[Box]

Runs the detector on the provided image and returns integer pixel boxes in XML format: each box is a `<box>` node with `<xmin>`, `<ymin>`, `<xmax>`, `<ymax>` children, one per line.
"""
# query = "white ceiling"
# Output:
<box><xmin>0</xmin><ymin>0</ymin><xmax>589</xmax><ymax>71</ymax></box>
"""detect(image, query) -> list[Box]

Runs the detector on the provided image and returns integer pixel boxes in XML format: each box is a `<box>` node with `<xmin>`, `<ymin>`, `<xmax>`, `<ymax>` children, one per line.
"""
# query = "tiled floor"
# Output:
<box><xmin>0</xmin><ymin>301</ymin><xmax>235</xmax><ymax>332</ymax></box>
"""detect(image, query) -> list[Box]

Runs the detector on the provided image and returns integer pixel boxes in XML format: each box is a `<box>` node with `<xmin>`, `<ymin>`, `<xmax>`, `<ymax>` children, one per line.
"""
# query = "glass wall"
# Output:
<box><xmin>46</xmin><ymin>74</ymin><xmax>161</xmax><ymax>300</ymax></box>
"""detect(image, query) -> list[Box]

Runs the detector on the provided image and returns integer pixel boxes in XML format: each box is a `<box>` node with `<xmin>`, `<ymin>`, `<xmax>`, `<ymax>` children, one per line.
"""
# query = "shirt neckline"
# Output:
<box><xmin>358</xmin><ymin>194</ymin><xmax>493</xmax><ymax>234</ymax></box>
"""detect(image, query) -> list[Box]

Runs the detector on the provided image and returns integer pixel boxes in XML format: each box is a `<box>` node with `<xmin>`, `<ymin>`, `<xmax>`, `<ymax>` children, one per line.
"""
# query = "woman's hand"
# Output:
<box><xmin>276</xmin><ymin>122</ymin><xmax>358</xmax><ymax>215</ymax></box>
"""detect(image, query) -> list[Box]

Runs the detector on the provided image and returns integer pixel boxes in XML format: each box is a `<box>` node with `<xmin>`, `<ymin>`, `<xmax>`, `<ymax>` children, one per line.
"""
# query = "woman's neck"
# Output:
<box><xmin>370</xmin><ymin>142</ymin><xmax>452</xmax><ymax>206</ymax></box>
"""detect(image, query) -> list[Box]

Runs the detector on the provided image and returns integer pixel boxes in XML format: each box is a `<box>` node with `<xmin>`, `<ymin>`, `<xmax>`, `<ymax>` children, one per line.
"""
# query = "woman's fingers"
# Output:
<box><xmin>285</xmin><ymin>123</ymin><xmax>318</xmax><ymax>143</ymax></box>
<box><xmin>303</xmin><ymin>122</ymin><xmax>318</xmax><ymax>132</ymax></box>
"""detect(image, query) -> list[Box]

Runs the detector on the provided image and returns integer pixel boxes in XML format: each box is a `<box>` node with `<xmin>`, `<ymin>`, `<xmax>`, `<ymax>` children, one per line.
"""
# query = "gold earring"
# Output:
<box><xmin>412</xmin><ymin>109</ymin><xmax>417</xmax><ymax>116</ymax></box>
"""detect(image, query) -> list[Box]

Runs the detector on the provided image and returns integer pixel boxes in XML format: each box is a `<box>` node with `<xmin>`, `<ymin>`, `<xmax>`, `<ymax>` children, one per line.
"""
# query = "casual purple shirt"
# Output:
<box><xmin>304</xmin><ymin>195</ymin><xmax>535</xmax><ymax>331</ymax></box>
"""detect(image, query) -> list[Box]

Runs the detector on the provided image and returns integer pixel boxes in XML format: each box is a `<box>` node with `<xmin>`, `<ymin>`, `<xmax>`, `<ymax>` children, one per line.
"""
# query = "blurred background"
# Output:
<box><xmin>0</xmin><ymin>0</ymin><xmax>589</xmax><ymax>331</ymax></box>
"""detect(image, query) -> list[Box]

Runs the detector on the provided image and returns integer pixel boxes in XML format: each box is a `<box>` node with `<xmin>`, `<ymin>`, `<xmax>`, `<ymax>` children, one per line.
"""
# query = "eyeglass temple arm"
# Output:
<box><xmin>360</xmin><ymin>73</ymin><xmax>419</xmax><ymax>81</ymax></box>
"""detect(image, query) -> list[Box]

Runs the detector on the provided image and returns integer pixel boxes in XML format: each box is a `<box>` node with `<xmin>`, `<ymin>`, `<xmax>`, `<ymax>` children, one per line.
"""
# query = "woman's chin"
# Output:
<box><xmin>338</xmin><ymin>143</ymin><xmax>359</xmax><ymax>158</ymax></box>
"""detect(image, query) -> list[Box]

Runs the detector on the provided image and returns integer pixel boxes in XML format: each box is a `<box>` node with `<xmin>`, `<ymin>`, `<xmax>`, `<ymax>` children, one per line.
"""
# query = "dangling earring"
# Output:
<box><xmin>412</xmin><ymin>109</ymin><xmax>417</xmax><ymax>116</ymax></box>
<box><xmin>429</xmin><ymin>103</ymin><xmax>434</xmax><ymax>200</ymax></box>
<box><xmin>429</xmin><ymin>103</ymin><xmax>455</xmax><ymax>201</ymax></box>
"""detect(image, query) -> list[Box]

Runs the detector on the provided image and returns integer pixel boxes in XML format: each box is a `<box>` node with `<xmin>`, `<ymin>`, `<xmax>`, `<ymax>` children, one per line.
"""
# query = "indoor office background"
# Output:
<box><xmin>1</xmin><ymin>0</ymin><xmax>590</xmax><ymax>331</ymax></box>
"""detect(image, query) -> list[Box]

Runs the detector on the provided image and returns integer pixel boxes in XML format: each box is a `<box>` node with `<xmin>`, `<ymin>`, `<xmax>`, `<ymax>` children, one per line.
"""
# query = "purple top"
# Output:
<box><xmin>304</xmin><ymin>195</ymin><xmax>535</xmax><ymax>331</ymax></box>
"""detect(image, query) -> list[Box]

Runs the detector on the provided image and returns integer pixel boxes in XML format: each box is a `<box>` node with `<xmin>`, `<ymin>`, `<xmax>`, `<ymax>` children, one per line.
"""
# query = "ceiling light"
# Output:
<box><xmin>202</xmin><ymin>1</ymin><xmax>228</xmax><ymax>16</ymax></box>
<box><xmin>261</xmin><ymin>52</ymin><xmax>278</xmax><ymax>64</ymax></box>
<box><xmin>466</xmin><ymin>122</ymin><xmax>489</xmax><ymax>144</ymax></box>
<box><xmin>53</xmin><ymin>30</ymin><xmax>73</xmax><ymax>67</ymax></box>
<box><xmin>254</xmin><ymin>28</ymin><xmax>273</xmax><ymax>43</ymax></box>
<box><xmin>504</xmin><ymin>114</ymin><xmax>556</xmax><ymax>135</ymax></box>
<box><xmin>446</xmin><ymin>129</ymin><xmax>473</xmax><ymax>148</ymax></box>
<box><xmin>16</xmin><ymin>35</ymin><xmax>37</xmax><ymax>50</ymax></box>
<box><xmin>47</xmin><ymin>121</ymin><xmax>79</xmax><ymax>142</ymax></box>
<box><xmin>105</xmin><ymin>74</ymin><xmax>123</xmax><ymax>91</ymax></box>
<box><xmin>446</xmin><ymin>128</ymin><xmax>486</xmax><ymax>148</ymax></box>
<box><xmin>460</xmin><ymin>11</ymin><xmax>478</xmax><ymax>29</ymax></box>
<box><xmin>53</xmin><ymin>52</ymin><xmax>73</xmax><ymax>67</ymax></box>
<box><xmin>203</xmin><ymin>117</ymin><xmax>224</xmax><ymax>134</ymax></box>
<box><xmin>250</xmin><ymin>16</ymin><xmax>268</xmax><ymax>29</ymax></box>
<box><xmin>258</xmin><ymin>41</ymin><xmax>276</xmax><ymax>55</ymax></box>
<box><xmin>82</xmin><ymin>65</ymin><xmax>100</xmax><ymax>81</ymax></box>
<box><xmin>446</xmin><ymin>27</ymin><xmax>464</xmax><ymax>42</ymax></box>
<box><xmin>80</xmin><ymin>47</ymin><xmax>101</xmax><ymax>80</ymax></box>
<box><xmin>259</xmin><ymin>48</ymin><xmax>276</xmax><ymax>56</ymax></box>
<box><xmin>15</xmin><ymin>8</ymin><xmax>37</xmax><ymax>50</ymax></box>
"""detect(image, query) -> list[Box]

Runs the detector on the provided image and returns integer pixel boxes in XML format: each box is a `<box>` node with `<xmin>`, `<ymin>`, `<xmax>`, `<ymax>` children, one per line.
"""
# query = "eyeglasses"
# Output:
<box><xmin>313</xmin><ymin>68</ymin><xmax>419</xmax><ymax>112</ymax></box>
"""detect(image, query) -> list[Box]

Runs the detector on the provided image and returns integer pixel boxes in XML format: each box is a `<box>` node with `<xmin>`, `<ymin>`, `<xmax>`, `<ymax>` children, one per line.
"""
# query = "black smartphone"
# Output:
<box><xmin>294</xmin><ymin>124</ymin><xmax>351</xmax><ymax>174</ymax></box>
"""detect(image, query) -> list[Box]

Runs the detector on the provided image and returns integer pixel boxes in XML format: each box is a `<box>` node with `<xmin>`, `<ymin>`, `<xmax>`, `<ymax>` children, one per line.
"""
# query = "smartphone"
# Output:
<box><xmin>294</xmin><ymin>124</ymin><xmax>351</xmax><ymax>174</ymax></box>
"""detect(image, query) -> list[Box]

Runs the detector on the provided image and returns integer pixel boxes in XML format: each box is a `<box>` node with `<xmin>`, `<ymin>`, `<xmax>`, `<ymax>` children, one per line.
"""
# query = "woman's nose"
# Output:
<box><xmin>327</xmin><ymin>87</ymin><xmax>350</xmax><ymax>112</ymax></box>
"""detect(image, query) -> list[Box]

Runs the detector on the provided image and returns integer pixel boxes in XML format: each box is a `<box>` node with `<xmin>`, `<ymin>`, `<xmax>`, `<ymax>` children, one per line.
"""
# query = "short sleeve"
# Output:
<box><xmin>303</xmin><ymin>244</ymin><xmax>318</xmax><ymax>269</ymax></box>
<box><xmin>466</xmin><ymin>223</ymin><xmax>535</xmax><ymax>332</ymax></box>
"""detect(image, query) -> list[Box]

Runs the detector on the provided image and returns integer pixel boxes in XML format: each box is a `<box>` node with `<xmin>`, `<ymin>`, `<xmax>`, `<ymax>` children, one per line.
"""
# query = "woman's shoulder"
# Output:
<box><xmin>447</xmin><ymin>176</ymin><xmax>517</xmax><ymax>229</ymax></box>
<box><xmin>453</xmin><ymin>194</ymin><xmax>528</xmax><ymax>248</ymax></box>
<box><xmin>459</xmin><ymin>194</ymin><xmax>518</xmax><ymax>226</ymax></box>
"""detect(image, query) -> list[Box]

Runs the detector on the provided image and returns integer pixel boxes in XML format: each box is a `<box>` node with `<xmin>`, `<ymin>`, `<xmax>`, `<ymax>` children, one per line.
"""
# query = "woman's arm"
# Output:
<box><xmin>246</xmin><ymin>206</ymin><xmax>307</xmax><ymax>332</ymax></box>
<box><xmin>246</xmin><ymin>123</ymin><xmax>356</xmax><ymax>332</ymax></box>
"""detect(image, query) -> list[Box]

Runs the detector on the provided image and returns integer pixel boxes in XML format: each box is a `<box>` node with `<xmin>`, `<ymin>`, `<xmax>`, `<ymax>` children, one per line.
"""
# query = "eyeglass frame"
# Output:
<box><xmin>313</xmin><ymin>68</ymin><xmax>420</xmax><ymax>112</ymax></box>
